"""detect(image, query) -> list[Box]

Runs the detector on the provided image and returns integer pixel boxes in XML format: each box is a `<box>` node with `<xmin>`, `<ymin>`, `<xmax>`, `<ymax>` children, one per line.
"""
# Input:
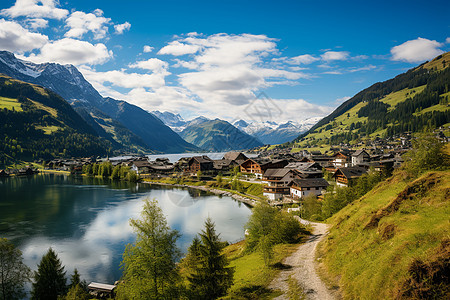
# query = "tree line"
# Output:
<box><xmin>82</xmin><ymin>161</ymin><xmax>139</xmax><ymax>182</ymax></box>
<box><xmin>1</xmin><ymin>197</ymin><xmax>305</xmax><ymax>299</ymax></box>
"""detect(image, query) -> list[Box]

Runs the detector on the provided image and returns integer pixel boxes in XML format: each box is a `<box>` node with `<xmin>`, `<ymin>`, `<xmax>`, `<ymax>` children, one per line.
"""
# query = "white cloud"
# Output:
<box><xmin>0</xmin><ymin>19</ymin><xmax>48</xmax><ymax>52</ymax></box>
<box><xmin>391</xmin><ymin>37</ymin><xmax>444</xmax><ymax>63</ymax></box>
<box><xmin>289</xmin><ymin>54</ymin><xmax>320</xmax><ymax>65</ymax></box>
<box><xmin>158</xmin><ymin>41</ymin><xmax>200</xmax><ymax>56</ymax></box>
<box><xmin>321</xmin><ymin>51</ymin><xmax>350</xmax><ymax>61</ymax></box>
<box><xmin>128</xmin><ymin>58</ymin><xmax>169</xmax><ymax>71</ymax></box>
<box><xmin>26</xmin><ymin>18</ymin><xmax>48</xmax><ymax>30</ymax></box>
<box><xmin>161</xmin><ymin>33</ymin><xmax>306</xmax><ymax>108</ymax></box>
<box><xmin>114</xmin><ymin>22</ymin><xmax>130</xmax><ymax>34</ymax></box>
<box><xmin>446</xmin><ymin>37</ymin><xmax>450</xmax><ymax>44</ymax></box>
<box><xmin>143</xmin><ymin>45</ymin><xmax>154</xmax><ymax>53</ymax></box>
<box><xmin>348</xmin><ymin>64</ymin><xmax>376</xmax><ymax>72</ymax></box>
<box><xmin>1</xmin><ymin>0</ymin><xmax>69</xmax><ymax>20</ymax></box>
<box><xmin>79</xmin><ymin>65</ymin><xmax>168</xmax><ymax>90</ymax></box>
<box><xmin>65</xmin><ymin>11</ymin><xmax>111</xmax><ymax>40</ymax></box>
<box><xmin>26</xmin><ymin>38</ymin><xmax>113</xmax><ymax>65</ymax></box>
<box><xmin>335</xmin><ymin>96</ymin><xmax>351</xmax><ymax>105</ymax></box>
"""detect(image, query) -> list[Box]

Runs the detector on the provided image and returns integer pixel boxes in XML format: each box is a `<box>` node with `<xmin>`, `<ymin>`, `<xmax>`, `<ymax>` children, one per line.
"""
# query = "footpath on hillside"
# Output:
<box><xmin>269</xmin><ymin>219</ymin><xmax>338</xmax><ymax>300</ymax></box>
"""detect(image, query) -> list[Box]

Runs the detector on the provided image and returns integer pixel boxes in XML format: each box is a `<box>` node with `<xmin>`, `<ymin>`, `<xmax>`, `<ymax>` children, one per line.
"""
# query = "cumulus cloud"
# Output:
<box><xmin>158</xmin><ymin>40</ymin><xmax>201</xmax><ymax>56</ymax></box>
<box><xmin>0</xmin><ymin>19</ymin><xmax>48</xmax><ymax>52</ymax></box>
<box><xmin>114</xmin><ymin>22</ymin><xmax>130</xmax><ymax>34</ymax></box>
<box><xmin>26</xmin><ymin>38</ymin><xmax>112</xmax><ymax>65</ymax></box>
<box><xmin>1</xmin><ymin>0</ymin><xmax>69</xmax><ymax>20</ymax></box>
<box><xmin>143</xmin><ymin>45</ymin><xmax>154</xmax><ymax>53</ymax></box>
<box><xmin>446</xmin><ymin>37</ymin><xmax>450</xmax><ymax>44</ymax></box>
<box><xmin>159</xmin><ymin>33</ymin><xmax>307</xmax><ymax>109</ymax></box>
<box><xmin>79</xmin><ymin>65</ymin><xmax>168</xmax><ymax>90</ymax></box>
<box><xmin>391</xmin><ymin>37</ymin><xmax>444</xmax><ymax>63</ymax></box>
<box><xmin>321</xmin><ymin>51</ymin><xmax>350</xmax><ymax>61</ymax></box>
<box><xmin>26</xmin><ymin>18</ymin><xmax>48</xmax><ymax>30</ymax></box>
<box><xmin>65</xmin><ymin>10</ymin><xmax>111</xmax><ymax>40</ymax></box>
<box><xmin>288</xmin><ymin>54</ymin><xmax>320</xmax><ymax>65</ymax></box>
<box><xmin>129</xmin><ymin>58</ymin><xmax>169</xmax><ymax>71</ymax></box>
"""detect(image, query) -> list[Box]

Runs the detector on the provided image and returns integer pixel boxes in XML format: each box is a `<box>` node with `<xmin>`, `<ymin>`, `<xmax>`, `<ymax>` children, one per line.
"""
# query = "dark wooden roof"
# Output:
<box><xmin>223</xmin><ymin>151</ymin><xmax>248</xmax><ymax>162</ymax></box>
<box><xmin>333</xmin><ymin>167</ymin><xmax>367</xmax><ymax>179</ymax></box>
<box><xmin>292</xmin><ymin>178</ymin><xmax>329</xmax><ymax>188</ymax></box>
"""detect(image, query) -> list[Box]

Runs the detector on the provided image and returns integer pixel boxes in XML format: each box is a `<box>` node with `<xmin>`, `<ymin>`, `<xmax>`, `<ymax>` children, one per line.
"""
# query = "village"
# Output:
<box><xmin>10</xmin><ymin>131</ymin><xmax>420</xmax><ymax>210</ymax></box>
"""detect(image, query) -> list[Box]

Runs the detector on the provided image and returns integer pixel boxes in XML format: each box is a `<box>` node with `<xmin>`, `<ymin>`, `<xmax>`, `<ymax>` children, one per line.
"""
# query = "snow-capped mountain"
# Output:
<box><xmin>0</xmin><ymin>51</ymin><xmax>199</xmax><ymax>153</ymax></box>
<box><xmin>151</xmin><ymin>111</ymin><xmax>210</xmax><ymax>133</ymax></box>
<box><xmin>233</xmin><ymin>117</ymin><xmax>322</xmax><ymax>144</ymax></box>
<box><xmin>154</xmin><ymin>109</ymin><xmax>322</xmax><ymax>145</ymax></box>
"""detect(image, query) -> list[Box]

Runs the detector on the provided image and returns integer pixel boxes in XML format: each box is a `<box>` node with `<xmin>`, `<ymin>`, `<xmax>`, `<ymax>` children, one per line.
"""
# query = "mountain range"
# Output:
<box><xmin>152</xmin><ymin>110</ymin><xmax>320</xmax><ymax>145</ymax></box>
<box><xmin>0</xmin><ymin>51</ymin><xmax>198</xmax><ymax>154</ymax></box>
<box><xmin>178</xmin><ymin>118</ymin><xmax>263</xmax><ymax>151</ymax></box>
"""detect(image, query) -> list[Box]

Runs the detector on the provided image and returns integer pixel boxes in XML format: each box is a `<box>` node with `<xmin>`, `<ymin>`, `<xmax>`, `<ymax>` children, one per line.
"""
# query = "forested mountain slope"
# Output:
<box><xmin>0</xmin><ymin>74</ymin><xmax>113</xmax><ymax>164</ymax></box>
<box><xmin>293</xmin><ymin>52</ymin><xmax>450</xmax><ymax>148</ymax></box>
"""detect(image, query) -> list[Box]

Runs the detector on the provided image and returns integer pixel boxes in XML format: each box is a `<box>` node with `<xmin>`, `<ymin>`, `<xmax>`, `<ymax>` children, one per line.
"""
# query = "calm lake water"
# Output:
<box><xmin>0</xmin><ymin>174</ymin><xmax>252</xmax><ymax>285</ymax></box>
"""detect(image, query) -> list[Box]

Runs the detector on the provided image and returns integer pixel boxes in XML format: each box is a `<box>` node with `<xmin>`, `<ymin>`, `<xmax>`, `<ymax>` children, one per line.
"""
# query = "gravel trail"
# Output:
<box><xmin>269</xmin><ymin>219</ymin><xmax>337</xmax><ymax>300</ymax></box>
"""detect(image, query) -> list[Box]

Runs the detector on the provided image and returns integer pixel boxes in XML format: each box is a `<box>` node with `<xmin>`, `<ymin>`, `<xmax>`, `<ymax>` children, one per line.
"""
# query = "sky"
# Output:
<box><xmin>0</xmin><ymin>0</ymin><xmax>449</xmax><ymax>124</ymax></box>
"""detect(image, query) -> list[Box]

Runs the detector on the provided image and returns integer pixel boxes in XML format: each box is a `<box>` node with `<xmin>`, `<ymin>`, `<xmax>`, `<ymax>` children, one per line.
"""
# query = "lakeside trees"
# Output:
<box><xmin>117</xmin><ymin>199</ymin><xmax>182</xmax><ymax>299</ymax></box>
<box><xmin>0</xmin><ymin>238</ymin><xmax>31</xmax><ymax>300</ymax></box>
<box><xmin>82</xmin><ymin>162</ymin><xmax>139</xmax><ymax>182</ymax></box>
<box><xmin>32</xmin><ymin>248</ymin><xmax>67</xmax><ymax>300</ymax></box>
<box><xmin>187</xmin><ymin>218</ymin><xmax>234</xmax><ymax>299</ymax></box>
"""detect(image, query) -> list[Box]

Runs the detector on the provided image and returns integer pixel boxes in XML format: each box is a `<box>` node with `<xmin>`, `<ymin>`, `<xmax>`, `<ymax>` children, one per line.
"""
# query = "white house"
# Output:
<box><xmin>290</xmin><ymin>178</ymin><xmax>329</xmax><ymax>199</ymax></box>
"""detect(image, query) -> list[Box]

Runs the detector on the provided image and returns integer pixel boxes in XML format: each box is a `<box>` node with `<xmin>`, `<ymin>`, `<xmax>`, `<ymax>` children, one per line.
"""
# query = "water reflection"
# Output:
<box><xmin>0</xmin><ymin>174</ymin><xmax>251</xmax><ymax>284</ymax></box>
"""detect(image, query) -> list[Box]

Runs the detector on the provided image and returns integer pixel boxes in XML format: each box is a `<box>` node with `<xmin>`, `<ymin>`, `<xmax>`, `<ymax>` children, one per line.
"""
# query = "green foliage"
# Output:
<box><xmin>82</xmin><ymin>162</ymin><xmax>138</xmax><ymax>182</ymax></box>
<box><xmin>300</xmin><ymin>194</ymin><xmax>323</xmax><ymax>220</ymax></box>
<box><xmin>0</xmin><ymin>238</ymin><xmax>31</xmax><ymax>300</ymax></box>
<box><xmin>403</xmin><ymin>133</ymin><xmax>450</xmax><ymax>177</ymax></box>
<box><xmin>197</xmin><ymin>170</ymin><xmax>202</xmax><ymax>180</ymax></box>
<box><xmin>63</xmin><ymin>284</ymin><xmax>89</xmax><ymax>300</ymax></box>
<box><xmin>117</xmin><ymin>199</ymin><xmax>181</xmax><ymax>299</ymax></box>
<box><xmin>321</xmin><ymin>171</ymin><xmax>384</xmax><ymax>219</ymax></box>
<box><xmin>32</xmin><ymin>248</ymin><xmax>67</xmax><ymax>300</ymax></box>
<box><xmin>246</xmin><ymin>202</ymin><xmax>303</xmax><ymax>265</ymax></box>
<box><xmin>188</xmin><ymin>218</ymin><xmax>234</xmax><ymax>299</ymax></box>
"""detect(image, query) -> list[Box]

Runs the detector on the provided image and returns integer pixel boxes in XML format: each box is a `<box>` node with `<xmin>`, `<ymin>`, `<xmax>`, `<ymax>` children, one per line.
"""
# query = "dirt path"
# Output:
<box><xmin>269</xmin><ymin>219</ymin><xmax>336</xmax><ymax>300</ymax></box>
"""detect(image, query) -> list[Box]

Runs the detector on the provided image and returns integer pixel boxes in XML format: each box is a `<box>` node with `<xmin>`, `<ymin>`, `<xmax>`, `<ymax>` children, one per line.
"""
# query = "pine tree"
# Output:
<box><xmin>0</xmin><ymin>238</ymin><xmax>31</xmax><ymax>300</ymax></box>
<box><xmin>188</xmin><ymin>218</ymin><xmax>234</xmax><ymax>299</ymax></box>
<box><xmin>31</xmin><ymin>248</ymin><xmax>67</xmax><ymax>300</ymax></box>
<box><xmin>116</xmin><ymin>198</ymin><xmax>181</xmax><ymax>299</ymax></box>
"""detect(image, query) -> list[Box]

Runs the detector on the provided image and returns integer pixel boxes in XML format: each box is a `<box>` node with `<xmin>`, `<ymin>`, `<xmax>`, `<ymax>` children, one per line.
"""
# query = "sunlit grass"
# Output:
<box><xmin>321</xmin><ymin>171</ymin><xmax>450</xmax><ymax>299</ymax></box>
<box><xmin>0</xmin><ymin>96</ymin><xmax>23</xmax><ymax>111</ymax></box>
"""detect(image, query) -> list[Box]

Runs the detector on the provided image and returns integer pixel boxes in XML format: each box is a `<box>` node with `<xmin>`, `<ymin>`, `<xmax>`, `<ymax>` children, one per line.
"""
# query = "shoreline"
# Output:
<box><xmin>142</xmin><ymin>181</ymin><xmax>257</xmax><ymax>207</ymax></box>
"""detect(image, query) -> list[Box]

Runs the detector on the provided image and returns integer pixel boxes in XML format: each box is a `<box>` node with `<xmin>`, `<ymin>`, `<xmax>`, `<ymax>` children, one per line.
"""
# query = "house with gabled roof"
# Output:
<box><xmin>290</xmin><ymin>178</ymin><xmax>329</xmax><ymax>199</ymax></box>
<box><xmin>222</xmin><ymin>151</ymin><xmax>248</xmax><ymax>165</ymax></box>
<box><xmin>263</xmin><ymin>168</ymin><xmax>301</xmax><ymax>200</ymax></box>
<box><xmin>351</xmin><ymin>149</ymin><xmax>370</xmax><ymax>166</ymax></box>
<box><xmin>240</xmin><ymin>158</ymin><xmax>288</xmax><ymax>179</ymax></box>
<box><xmin>333</xmin><ymin>166</ymin><xmax>367</xmax><ymax>187</ymax></box>
<box><xmin>187</xmin><ymin>156</ymin><xmax>214</xmax><ymax>173</ymax></box>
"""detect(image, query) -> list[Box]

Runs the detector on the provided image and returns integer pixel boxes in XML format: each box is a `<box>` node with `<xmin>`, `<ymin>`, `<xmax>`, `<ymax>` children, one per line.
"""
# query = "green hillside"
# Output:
<box><xmin>319</xmin><ymin>168</ymin><xmax>450</xmax><ymax>299</ymax></box>
<box><xmin>0</xmin><ymin>74</ymin><xmax>113</xmax><ymax>165</ymax></box>
<box><xmin>180</xmin><ymin>119</ymin><xmax>263</xmax><ymax>151</ymax></box>
<box><xmin>291</xmin><ymin>52</ymin><xmax>450</xmax><ymax>149</ymax></box>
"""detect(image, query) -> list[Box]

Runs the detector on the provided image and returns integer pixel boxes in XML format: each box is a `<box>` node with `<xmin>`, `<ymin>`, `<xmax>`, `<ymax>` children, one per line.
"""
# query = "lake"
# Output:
<box><xmin>110</xmin><ymin>151</ymin><xmax>258</xmax><ymax>163</ymax></box>
<box><xmin>0</xmin><ymin>174</ymin><xmax>252</xmax><ymax>285</ymax></box>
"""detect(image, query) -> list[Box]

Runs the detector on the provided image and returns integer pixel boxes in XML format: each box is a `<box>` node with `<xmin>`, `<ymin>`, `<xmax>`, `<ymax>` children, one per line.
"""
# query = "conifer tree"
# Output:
<box><xmin>32</xmin><ymin>248</ymin><xmax>67</xmax><ymax>300</ymax></box>
<box><xmin>188</xmin><ymin>218</ymin><xmax>234</xmax><ymax>299</ymax></box>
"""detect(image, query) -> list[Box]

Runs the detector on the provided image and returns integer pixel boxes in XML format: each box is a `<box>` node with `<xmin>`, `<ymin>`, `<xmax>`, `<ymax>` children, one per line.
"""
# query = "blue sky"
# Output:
<box><xmin>0</xmin><ymin>0</ymin><xmax>449</xmax><ymax>123</ymax></box>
